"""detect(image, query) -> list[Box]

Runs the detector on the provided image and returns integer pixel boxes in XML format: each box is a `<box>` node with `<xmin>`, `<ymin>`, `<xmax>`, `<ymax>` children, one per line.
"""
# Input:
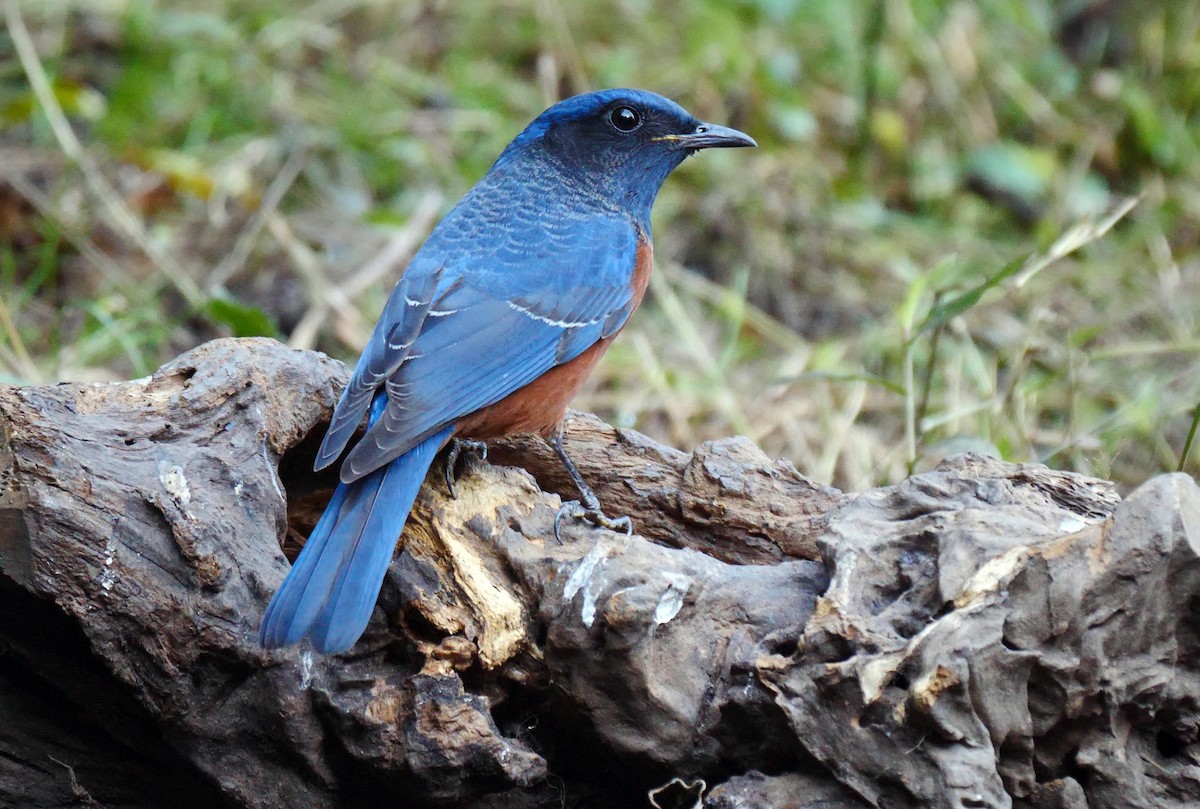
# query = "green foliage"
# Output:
<box><xmin>3</xmin><ymin>0</ymin><xmax>1200</xmax><ymax>490</ymax></box>
<box><xmin>206</xmin><ymin>297</ymin><xmax>278</xmax><ymax>339</ymax></box>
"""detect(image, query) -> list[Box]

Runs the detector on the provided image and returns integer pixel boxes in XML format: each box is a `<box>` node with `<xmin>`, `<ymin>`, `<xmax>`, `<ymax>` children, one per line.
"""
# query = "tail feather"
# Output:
<box><xmin>309</xmin><ymin>428</ymin><xmax>450</xmax><ymax>652</ymax></box>
<box><xmin>260</xmin><ymin>399</ymin><xmax>454</xmax><ymax>654</ymax></box>
<box><xmin>258</xmin><ymin>481</ymin><xmax>354</xmax><ymax>647</ymax></box>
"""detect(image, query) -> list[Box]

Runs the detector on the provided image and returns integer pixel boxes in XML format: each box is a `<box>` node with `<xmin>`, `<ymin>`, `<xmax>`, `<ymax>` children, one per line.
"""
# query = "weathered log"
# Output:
<box><xmin>0</xmin><ymin>337</ymin><xmax>1196</xmax><ymax>809</ymax></box>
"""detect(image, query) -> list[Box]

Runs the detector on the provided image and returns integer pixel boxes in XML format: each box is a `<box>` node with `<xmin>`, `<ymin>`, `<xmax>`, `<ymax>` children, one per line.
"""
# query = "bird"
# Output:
<box><xmin>259</xmin><ymin>88</ymin><xmax>756</xmax><ymax>654</ymax></box>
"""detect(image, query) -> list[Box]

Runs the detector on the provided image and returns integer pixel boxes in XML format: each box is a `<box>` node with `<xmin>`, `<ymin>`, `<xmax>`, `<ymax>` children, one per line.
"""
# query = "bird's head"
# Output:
<box><xmin>496</xmin><ymin>89</ymin><xmax>756</xmax><ymax>224</ymax></box>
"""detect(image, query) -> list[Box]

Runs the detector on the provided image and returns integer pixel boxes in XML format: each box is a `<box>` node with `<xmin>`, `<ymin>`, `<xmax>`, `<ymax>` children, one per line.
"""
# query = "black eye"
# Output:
<box><xmin>609</xmin><ymin>106</ymin><xmax>642</xmax><ymax>133</ymax></box>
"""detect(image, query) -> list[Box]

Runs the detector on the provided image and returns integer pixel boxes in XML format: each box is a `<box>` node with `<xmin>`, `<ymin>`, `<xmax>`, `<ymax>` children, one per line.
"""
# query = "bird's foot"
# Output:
<box><xmin>443</xmin><ymin>438</ymin><xmax>488</xmax><ymax>499</ymax></box>
<box><xmin>553</xmin><ymin>499</ymin><xmax>634</xmax><ymax>544</ymax></box>
<box><xmin>547</xmin><ymin>423</ymin><xmax>635</xmax><ymax>542</ymax></box>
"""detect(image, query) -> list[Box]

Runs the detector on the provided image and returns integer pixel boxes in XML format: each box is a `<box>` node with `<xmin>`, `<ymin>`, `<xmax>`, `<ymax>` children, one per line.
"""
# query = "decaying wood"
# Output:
<box><xmin>0</xmin><ymin>337</ymin><xmax>1197</xmax><ymax>809</ymax></box>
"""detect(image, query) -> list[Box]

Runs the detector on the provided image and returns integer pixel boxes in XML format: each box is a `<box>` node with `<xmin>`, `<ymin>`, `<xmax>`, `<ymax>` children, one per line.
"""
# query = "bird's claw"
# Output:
<box><xmin>444</xmin><ymin>439</ymin><xmax>488</xmax><ymax>499</ymax></box>
<box><xmin>553</xmin><ymin>500</ymin><xmax>634</xmax><ymax>544</ymax></box>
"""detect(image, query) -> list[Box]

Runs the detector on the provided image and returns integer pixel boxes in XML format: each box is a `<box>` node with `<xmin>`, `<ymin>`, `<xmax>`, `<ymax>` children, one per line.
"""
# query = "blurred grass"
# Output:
<box><xmin>2</xmin><ymin>0</ymin><xmax>1199</xmax><ymax>492</ymax></box>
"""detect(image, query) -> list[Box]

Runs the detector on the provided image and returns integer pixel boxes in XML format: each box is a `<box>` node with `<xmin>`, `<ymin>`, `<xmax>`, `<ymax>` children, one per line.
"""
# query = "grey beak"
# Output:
<box><xmin>666</xmin><ymin>122</ymin><xmax>757</xmax><ymax>150</ymax></box>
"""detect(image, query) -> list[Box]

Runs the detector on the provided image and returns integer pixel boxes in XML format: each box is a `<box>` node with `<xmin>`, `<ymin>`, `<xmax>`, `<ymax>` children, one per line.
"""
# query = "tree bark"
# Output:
<box><xmin>0</xmin><ymin>337</ymin><xmax>1196</xmax><ymax>808</ymax></box>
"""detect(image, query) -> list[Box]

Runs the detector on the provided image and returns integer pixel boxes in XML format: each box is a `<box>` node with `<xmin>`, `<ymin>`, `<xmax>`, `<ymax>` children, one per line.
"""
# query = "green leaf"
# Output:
<box><xmin>1122</xmin><ymin>83</ymin><xmax>1176</xmax><ymax>169</ymax></box>
<box><xmin>1</xmin><ymin>78</ymin><xmax>106</xmax><ymax>126</ymax></box>
<box><xmin>914</xmin><ymin>255</ymin><xmax>1024</xmax><ymax>338</ymax></box>
<box><xmin>964</xmin><ymin>143</ymin><xmax>1058</xmax><ymax>214</ymax></box>
<box><xmin>206</xmin><ymin>297</ymin><xmax>278</xmax><ymax>338</ymax></box>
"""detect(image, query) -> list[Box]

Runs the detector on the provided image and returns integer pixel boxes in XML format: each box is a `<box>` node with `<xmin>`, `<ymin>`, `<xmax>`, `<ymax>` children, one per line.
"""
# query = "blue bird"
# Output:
<box><xmin>259</xmin><ymin>89</ymin><xmax>755</xmax><ymax>654</ymax></box>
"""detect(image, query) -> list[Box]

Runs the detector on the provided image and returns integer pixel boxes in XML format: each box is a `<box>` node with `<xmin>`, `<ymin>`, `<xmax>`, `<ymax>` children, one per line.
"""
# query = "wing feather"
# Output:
<box><xmin>314</xmin><ymin>266</ymin><xmax>444</xmax><ymax>469</ymax></box>
<box><xmin>336</xmin><ymin>210</ymin><xmax>646</xmax><ymax>482</ymax></box>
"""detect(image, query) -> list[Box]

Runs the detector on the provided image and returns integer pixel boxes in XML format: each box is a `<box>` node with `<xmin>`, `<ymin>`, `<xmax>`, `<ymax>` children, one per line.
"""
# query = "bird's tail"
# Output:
<box><xmin>259</xmin><ymin>396</ymin><xmax>454</xmax><ymax>654</ymax></box>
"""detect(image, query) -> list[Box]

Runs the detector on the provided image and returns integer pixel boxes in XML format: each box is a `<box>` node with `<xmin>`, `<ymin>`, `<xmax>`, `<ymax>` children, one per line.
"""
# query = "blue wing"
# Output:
<box><xmin>315</xmin><ymin>266</ymin><xmax>444</xmax><ymax>469</ymax></box>
<box><xmin>335</xmin><ymin>202</ymin><xmax>642</xmax><ymax>482</ymax></box>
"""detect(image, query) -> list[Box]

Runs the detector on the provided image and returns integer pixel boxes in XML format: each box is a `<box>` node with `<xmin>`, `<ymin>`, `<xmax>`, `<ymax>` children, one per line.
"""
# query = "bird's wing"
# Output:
<box><xmin>337</xmin><ymin>212</ymin><xmax>642</xmax><ymax>482</ymax></box>
<box><xmin>314</xmin><ymin>264</ymin><xmax>446</xmax><ymax>470</ymax></box>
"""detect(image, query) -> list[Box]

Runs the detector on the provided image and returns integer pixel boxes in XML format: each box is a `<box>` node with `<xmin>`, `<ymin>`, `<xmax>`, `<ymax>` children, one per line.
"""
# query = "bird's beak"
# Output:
<box><xmin>656</xmin><ymin>122</ymin><xmax>757</xmax><ymax>150</ymax></box>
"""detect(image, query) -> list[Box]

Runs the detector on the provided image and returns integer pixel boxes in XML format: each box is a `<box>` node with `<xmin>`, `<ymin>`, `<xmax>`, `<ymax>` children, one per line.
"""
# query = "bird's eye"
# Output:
<box><xmin>609</xmin><ymin>106</ymin><xmax>642</xmax><ymax>133</ymax></box>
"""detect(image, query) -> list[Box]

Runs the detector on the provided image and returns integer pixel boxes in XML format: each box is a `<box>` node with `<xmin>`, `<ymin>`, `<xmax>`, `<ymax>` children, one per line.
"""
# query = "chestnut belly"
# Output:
<box><xmin>453</xmin><ymin>337</ymin><xmax>614</xmax><ymax>440</ymax></box>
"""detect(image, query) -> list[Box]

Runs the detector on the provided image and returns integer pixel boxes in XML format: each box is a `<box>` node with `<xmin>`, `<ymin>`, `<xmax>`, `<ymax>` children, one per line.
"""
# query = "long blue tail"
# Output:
<box><xmin>260</xmin><ymin>395</ymin><xmax>454</xmax><ymax>654</ymax></box>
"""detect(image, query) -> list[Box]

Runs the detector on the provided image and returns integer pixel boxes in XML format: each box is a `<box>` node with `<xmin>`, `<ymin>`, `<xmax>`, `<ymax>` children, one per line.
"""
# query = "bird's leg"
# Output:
<box><xmin>443</xmin><ymin>438</ymin><xmax>488</xmax><ymax>499</ymax></box>
<box><xmin>549</xmin><ymin>425</ymin><xmax>633</xmax><ymax>542</ymax></box>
